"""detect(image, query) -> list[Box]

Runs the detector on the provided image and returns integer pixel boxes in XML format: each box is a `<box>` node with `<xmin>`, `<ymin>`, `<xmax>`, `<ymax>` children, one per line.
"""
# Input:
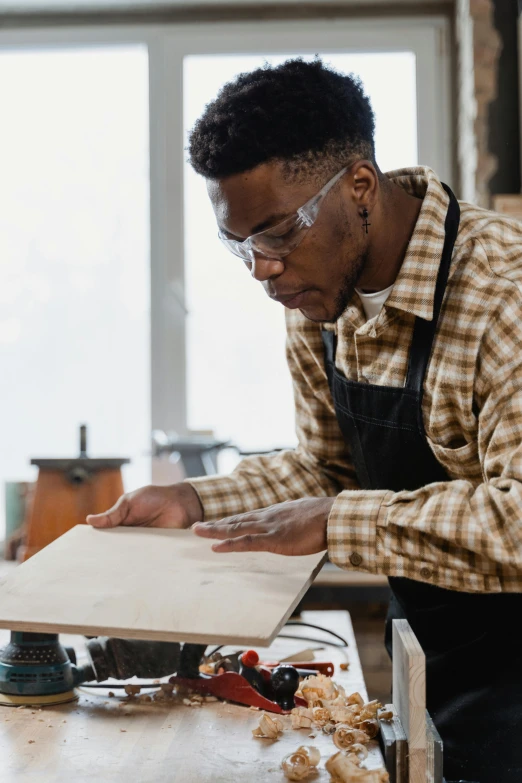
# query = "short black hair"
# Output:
<box><xmin>188</xmin><ymin>57</ymin><xmax>376</xmax><ymax>181</ymax></box>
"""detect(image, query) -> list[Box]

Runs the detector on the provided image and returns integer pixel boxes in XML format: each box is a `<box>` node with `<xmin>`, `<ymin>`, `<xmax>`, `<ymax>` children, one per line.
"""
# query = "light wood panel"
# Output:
<box><xmin>0</xmin><ymin>611</ymin><xmax>385</xmax><ymax>783</ymax></box>
<box><xmin>0</xmin><ymin>526</ymin><xmax>325</xmax><ymax>646</ymax></box>
<box><xmin>392</xmin><ymin>620</ymin><xmax>426</xmax><ymax>783</ymax></box>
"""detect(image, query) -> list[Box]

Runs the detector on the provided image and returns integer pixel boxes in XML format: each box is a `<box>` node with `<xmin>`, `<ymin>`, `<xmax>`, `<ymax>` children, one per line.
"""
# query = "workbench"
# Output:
<box><xmin>0</xmin><ymin>610</ymin><xmax>386</xmax><ymax>783</ymax></box>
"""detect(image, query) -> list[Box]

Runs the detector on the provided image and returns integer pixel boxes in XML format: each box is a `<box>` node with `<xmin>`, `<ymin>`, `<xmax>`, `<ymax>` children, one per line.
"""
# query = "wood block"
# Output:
<box><xmin>426</xmin><ymin>710</ymin><xmax>443</xmax><ymax>783</ymax></box>
<box><xmin>378</xmin><ymin>703</ymin><xmax>408</xmax><ymax>783</ymax></box>
<box><xmin>0</xmin><ymin>526</ymin><xmax>326</xmax><ymax>646</ymax></box>
<box><xmin>392</xmin><ymin>619</ymin><xmax>427</xmax><ymax>783</ymax></box>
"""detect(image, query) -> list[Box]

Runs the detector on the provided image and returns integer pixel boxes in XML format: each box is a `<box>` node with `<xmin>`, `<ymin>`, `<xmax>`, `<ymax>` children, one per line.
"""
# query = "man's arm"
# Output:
<box><xmin>187</xmin><ymin>310</ymin><xmax>358</xmax><ymax>521</ymax></box>
<box><xmin>327</xmin><ymin>303</ymin><xmax>522</xmax><ymax>591</ymax></box>
<box><xmin>195</xmin><ymin>295</ymin><xmax>522</xmax><ymax>594</ymax></box>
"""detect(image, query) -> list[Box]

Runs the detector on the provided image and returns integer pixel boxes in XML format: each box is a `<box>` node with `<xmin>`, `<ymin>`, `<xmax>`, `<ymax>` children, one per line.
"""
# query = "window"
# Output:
<box><xmin>0</xmin><ymin>45</ymin><xmax>150</xmax><ymax>533</ymax></box>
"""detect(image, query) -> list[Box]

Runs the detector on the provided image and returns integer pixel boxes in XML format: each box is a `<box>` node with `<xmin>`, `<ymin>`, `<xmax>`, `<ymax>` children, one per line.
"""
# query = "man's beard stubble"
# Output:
<box><xmin>330</xmin><ymin>249</ymin><xmax>369</xmax><ymax>323</ymax></box>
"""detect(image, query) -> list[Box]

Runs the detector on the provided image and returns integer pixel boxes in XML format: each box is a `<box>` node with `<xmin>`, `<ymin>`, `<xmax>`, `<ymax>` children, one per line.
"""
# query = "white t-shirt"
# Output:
<box><xmin>355</xmin><ymin>283</ymin><xmax>395</xmax><ymax>322</ymax></box>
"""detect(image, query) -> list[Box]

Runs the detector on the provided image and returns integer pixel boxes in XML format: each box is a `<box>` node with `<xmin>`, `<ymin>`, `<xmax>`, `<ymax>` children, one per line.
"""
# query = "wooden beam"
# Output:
<box><xmin>392</xmin><ymin>619</ymin><xmax>427</xmax><ymax>783</ymax></box>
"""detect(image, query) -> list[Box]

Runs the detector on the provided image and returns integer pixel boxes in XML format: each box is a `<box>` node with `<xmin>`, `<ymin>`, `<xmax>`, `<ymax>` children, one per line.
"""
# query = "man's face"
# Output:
<box><xmin>207</xmin><ymin>161</ymin><xmax>370</xmax><ymax>323</ymax></box>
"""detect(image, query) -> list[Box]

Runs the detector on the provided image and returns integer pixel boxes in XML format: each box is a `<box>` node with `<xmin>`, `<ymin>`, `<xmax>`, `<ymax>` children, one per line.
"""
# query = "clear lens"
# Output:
<box><xmin>250</xmin><ymin>214</ymin><xmax>309</xmax><ymax>258</ymax></box>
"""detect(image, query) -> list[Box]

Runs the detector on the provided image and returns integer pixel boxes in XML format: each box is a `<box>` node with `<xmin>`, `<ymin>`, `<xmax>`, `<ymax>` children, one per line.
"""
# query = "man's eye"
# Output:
<box><xmin>268</xmin><ymin>227</ymin><xmax>294</xmax><ymax>241</ymax></box>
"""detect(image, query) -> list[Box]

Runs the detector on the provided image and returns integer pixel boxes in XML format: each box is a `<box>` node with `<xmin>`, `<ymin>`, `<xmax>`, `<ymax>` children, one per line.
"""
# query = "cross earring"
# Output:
<box><xmin>362</xmin><ymin>208</ymin><xmax>371</xmax><ymax>234</ymax></box>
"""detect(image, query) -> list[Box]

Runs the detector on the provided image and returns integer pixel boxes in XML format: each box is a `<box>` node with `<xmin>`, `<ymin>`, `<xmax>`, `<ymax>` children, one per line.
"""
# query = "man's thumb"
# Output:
<box><xmin>86</xmin><ymin>495</ymin><xmax>128</xmax><ymax>528</ymax></box>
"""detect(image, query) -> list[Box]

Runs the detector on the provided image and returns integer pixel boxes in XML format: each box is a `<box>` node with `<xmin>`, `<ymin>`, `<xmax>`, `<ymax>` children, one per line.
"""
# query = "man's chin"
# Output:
<box><xmin>298</xmin><ymin>304</ymin><xmax>336</xmax><ymax>323</ymax></box>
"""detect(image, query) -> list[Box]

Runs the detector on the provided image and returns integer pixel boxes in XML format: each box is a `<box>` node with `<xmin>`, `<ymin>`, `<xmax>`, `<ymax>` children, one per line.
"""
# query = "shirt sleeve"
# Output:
<box><xmin>187</xmin><ymin>310</ymin><xmax>359</xmax><ymax>521</ymax></box>
<box><xmin>328</xmin><ymin>293</ymin><xmax>522</xmax><ymax>592</ymax></box>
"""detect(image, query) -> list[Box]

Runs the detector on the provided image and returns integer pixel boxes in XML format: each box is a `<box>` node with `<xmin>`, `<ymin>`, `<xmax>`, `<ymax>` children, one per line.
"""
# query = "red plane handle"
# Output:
<box><xmin>170</xmin><ymin>671</ymin><xmax>307</xmax><ymax>714</ymax></box>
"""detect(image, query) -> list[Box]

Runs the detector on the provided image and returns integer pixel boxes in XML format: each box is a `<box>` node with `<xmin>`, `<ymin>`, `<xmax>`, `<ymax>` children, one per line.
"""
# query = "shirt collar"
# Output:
<box><xmin>380</xmin><ymin>166</ymin><xmax>450</xmax><ymax>322</ymax></box>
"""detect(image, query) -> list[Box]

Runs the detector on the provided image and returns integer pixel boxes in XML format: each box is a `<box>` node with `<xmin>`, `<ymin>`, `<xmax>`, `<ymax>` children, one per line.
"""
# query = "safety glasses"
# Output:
<box><xmin>218</xmin><ymin>165</ymin><xmax>349</xmax><ymax>262</ymax></box>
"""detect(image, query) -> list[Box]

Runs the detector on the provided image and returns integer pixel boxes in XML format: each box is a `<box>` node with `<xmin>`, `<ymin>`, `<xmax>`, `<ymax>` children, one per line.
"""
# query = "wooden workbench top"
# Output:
<box><xmin>0</xmin><ymin>610</ymin><xmax>386</xmax><ymax>783</ymax></box>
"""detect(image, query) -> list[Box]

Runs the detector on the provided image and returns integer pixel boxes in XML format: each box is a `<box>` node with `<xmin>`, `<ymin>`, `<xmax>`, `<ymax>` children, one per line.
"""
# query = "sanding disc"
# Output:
<box><xmin>0</xmin><ymin>690</ymin><xmax>78</xmax><ymax>707</ymax></box>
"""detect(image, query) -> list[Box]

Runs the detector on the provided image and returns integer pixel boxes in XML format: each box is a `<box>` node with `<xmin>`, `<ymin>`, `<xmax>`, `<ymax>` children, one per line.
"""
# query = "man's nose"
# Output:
<box><xmin>247</xmin><ymin>252</ymin><xmax>284</xmax><ymax>281</ymax></box>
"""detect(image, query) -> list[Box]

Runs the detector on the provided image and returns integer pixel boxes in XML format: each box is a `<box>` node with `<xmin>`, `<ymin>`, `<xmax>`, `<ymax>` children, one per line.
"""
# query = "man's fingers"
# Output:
<box><xmin>86</xmin><ymin>496</ymin><xmax>128</xmax><ymax>528</ymax></box>
<box><xmin>211</xmin><ymin>533</ymin><xmax>273</xmax><ymax>553</ymax></box>
<box><xmin>193</xmin><ymin>517</ymin><xmax>264</xmax><ymax>540</ymax></box>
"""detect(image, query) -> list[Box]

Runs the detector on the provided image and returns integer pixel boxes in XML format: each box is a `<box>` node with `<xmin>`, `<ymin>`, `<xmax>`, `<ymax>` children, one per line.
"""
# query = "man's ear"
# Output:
<box><xmin>347</xmin><ymin>160</ymin><xmax>379</xmax><ymax>213</ymax></box>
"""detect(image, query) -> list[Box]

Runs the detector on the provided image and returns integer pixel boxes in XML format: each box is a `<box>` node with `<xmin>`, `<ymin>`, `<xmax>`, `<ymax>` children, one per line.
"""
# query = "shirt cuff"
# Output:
<box><xmin>327</xmin><ymin>489</ymin><xmax>391</xmax><ymax>572</ymax></box>
<box><xmin>183</xmin><ymin>475</ymin><xmax>252</xmax><ymax>522</ymax></box>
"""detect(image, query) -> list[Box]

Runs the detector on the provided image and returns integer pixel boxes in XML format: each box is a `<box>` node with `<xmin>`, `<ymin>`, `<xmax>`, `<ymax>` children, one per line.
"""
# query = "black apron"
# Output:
<box><xmin>322</xmin><ymin>185</ymin><xmax>522</xmax><ymax>783</ymax></box>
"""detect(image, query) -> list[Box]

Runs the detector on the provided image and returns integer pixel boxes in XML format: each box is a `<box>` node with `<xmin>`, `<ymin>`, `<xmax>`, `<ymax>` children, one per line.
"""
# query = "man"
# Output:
<box><xmin>88</xmin><ymin>59</ymin><xmax>522</xmax><ymax>782</ymax></box>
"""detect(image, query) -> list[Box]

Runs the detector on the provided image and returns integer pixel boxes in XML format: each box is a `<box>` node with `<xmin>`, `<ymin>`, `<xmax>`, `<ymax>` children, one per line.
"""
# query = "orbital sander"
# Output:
<box><xmin>0</xmin><ymin>632</ymin><xmax>93</xmax><ymax>706</ymax></box>
<box><xmin>0</xmin><ymin>632</ymin><xmax>183</xmax><ymax>707</ymax></box>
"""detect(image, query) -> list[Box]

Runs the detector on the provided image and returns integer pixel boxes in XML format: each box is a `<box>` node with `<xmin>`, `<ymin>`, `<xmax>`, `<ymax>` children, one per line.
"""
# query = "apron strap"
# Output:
<box><xmin>405</xmin><ymin>184</ymin><xmax>461</xmax><ymax>394</ymax></box>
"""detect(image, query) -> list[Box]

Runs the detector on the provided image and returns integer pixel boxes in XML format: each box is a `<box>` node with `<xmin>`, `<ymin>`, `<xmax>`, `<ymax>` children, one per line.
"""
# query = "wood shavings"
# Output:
<box><xmin>377</xmin><ymin>709</ymin><xmax>393</xmax><ymax>721</ymax></box>
<box><xmin>325</xmin><ymin>751</ymin><xmax>389</xmax><ymax>782</ymax></box>
<box><xmin>204</xmin><ymin>695</ymin><xmax>218</xmax><ymax>703</ymax></box>
<box><xmin>124</xmin><ymin>685</ymin><xmax>141</xmax><ymax>697</ymax></box>
<box><xmin>281</xmin><ymin>746</ymin><xmax>319</xmax><ymax>781</ymax></box>
<box><xmin>355</xmin><ymin>719</ymin><xmax>379</xmax><ymax>739</ymax></box>
<box><xmin>252</xmin><ymin>712</ymin><xmax>284</xmax><ymax>739</ymax></box>
<box><xmin>358</xmin><ymin>702</ymin><xmax>382</xmax><ymax>721</ymax></box>
<box><xmin>329</xmin><ymin>705</ymin><xmax>358</xmax><ymax>725</ymax></box>
<box><xmin>360</xmin><ymin>700</ymin><xmax>380</xmax><ymax>716</ymax></box>
<box><xmin>160</xmin><ymin>683</ymin><xmax>175</xmax><ymax>696</ymax></box>
<box><xmin>300</xmin><ymin>673</ymin><xmax>338</xmax><ymax>705</ymax></box>
<box><xmin>138</xmin><ymin>694</ymin><xmax>152</xmax><ymax>703</ymax></box>
<box><xmin>290</xmin><ymin>706</ymin><xmax>313</xmax><ymax>729</ymax></box>
<box><xmin>339</xmin><ymin>662</ymin><xmax>350</xmax><ymax>671</ymax></box>
<box><xmin>311</xmin><ymin>707</ymin><xmax>330</xmax><ymax>727</ymax></box>
<box><xmin>108</xmin><ymin>692</ymin><xmax>115</xmax><ymax>698</ymax></box>
<box><xmin>350</xmin><ymin>744</ymin><xmax>368</xmax><ymax>761</ymax></box>
<box><xmin>291</xmin><ymin>713</ymin><xmax>312</xmax><ymax>729</ymax></box>
<box><xmin>297</xmin><ymin>745</ymin><xmax>320</xmax><ymax>766</ymax></box>
<box><xmin>346</xmin><ymin>692</ymin><xmax>364</xmax><ymax>707</ymax></box>
<box><xmin>322</xmin><ymin>722</ymin><xmax>337</xmax><ymax>735</ymax></box>
<box><xmin>332</xmin><ymin>725</ymin><xmax>369</xmax><ymax>751</ymax></box>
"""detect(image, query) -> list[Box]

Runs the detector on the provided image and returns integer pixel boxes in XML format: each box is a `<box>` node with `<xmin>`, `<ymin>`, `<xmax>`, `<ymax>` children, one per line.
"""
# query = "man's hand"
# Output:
<box><xmin>86</xmin><ymin>483</ymin><xmax>203</xmax><ymax>530</ymax></box>
<box><xmin>193</xmin><ymin>497</ymin><xmax>334</xmax><ymax>555</ymax></box>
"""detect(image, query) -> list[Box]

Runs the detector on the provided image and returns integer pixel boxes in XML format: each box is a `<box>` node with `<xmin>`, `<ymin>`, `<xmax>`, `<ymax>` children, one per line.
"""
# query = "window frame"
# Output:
<box><xmin>0</xmin><ymin>15</ymin><xmax>452</xmax><ymax>480</ymax></box>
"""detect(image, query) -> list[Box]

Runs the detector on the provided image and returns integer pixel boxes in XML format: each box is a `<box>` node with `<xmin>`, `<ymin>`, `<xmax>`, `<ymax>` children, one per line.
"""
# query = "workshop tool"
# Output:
<box><xmin>22</xmin><ymin>425</ymin><xmax>129</xmax><ymax>561</ymax></box>
<box><xmin>0</xmin><ymin>632</ymin><xmax>93</xmax><ymax>706</ymax></box>
<box><xmin>0</xmin><ymin>635</ymin><xmax>317</xmax><ymax>715</ymax></box>
<box><xmin>85</xmin><ymin>638</ymin><xmax>312</xmax><ymax>714</ymax></box>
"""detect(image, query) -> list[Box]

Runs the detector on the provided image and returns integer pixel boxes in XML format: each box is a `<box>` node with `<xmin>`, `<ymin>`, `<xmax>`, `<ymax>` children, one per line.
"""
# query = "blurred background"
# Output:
<box><xmin>0</xmin><ymin>0</ymin><xmax>519</xmax><ymax>700</ymax></box>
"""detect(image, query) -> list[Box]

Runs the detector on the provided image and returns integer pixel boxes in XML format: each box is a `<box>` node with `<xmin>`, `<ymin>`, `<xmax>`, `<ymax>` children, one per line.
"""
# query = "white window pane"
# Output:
<box><xmin>184</xmin><ymin>52</ymin><xmax>417</xmax><ymax>453</ymax></box>
<box><xmin>0</xmin><ymin>46</ymin><xmax>151</xmax><ymax>536</ymax></box>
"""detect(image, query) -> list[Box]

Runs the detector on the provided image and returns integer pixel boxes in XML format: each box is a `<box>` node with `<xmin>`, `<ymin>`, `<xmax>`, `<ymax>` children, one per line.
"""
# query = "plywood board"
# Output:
<box><xmin>392</xmin><ymin>619</ymin><xmax>426</xmax><ymax>783</ymax></box>
<box><xmin>0</xmin><ymin>526</ymin><xmax>325</xmax><ymax>646</ymax></box>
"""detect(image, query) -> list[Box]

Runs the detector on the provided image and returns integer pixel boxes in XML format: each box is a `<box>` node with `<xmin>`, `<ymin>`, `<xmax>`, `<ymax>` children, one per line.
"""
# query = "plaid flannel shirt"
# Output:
<box><xmin>188</xmin><ymin>166</ymin><xmax>522</xmax><ymax>593</ymax></box>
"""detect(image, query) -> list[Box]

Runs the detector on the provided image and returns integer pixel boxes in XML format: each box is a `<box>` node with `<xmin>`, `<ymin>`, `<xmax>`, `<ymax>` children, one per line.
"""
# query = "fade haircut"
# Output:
<box><xmin>188</xmin><ymin>57</ymin><xmax>376</xmax><ymax>184</ymax></box>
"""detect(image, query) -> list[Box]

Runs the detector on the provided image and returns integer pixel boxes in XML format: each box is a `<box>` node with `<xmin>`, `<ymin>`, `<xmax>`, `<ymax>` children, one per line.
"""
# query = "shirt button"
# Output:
<box><xmin>420</xmin><ymin>567</ymin><xmax>432</xmax><ymax>580</ymax></box>
<box><xmin>350</xmin><ymin>552</ymin><xmax>363</xmax><ymax>567</ymax></box>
